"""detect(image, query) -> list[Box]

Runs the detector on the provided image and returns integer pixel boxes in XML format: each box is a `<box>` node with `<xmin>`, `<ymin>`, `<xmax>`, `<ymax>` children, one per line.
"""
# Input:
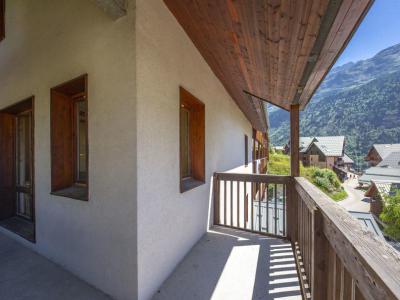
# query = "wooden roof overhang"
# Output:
<box><xmin>164</xmin><ymin>0</ymin><xmax>373</xmax><ymax>132</ymax></box>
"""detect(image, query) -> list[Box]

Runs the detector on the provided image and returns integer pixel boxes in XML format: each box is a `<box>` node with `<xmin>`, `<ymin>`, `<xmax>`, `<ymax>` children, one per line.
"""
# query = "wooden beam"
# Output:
<box><xmin>290</xmin><ymin>104</ymin><xmax>300</xmax><ymax>177</ymax></box>
<box><xmin>298</xmin><ymin>0</ymin><xmax>373</xmax><ymax>109</ymax></box>
<box><xmin>164</xmin><ymin>0</ymin><xmax>372</xmax><ymax>126</ymax></box>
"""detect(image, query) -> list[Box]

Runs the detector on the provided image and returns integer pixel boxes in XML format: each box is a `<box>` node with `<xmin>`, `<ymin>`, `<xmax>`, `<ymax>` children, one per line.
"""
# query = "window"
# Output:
<box><xmin>179</xmin><ymin>87</ymin><xmax>205</xmax><ymax>193</ymax></box>
<box><xmin>0</xmin><ymin>0</ymin><xmax>4</xmax><ymax>41</ymax></box>
<box><xmin>51</xmin><ymin>75</ymin><xmax>88</xmax><ymax>201</ymax></box>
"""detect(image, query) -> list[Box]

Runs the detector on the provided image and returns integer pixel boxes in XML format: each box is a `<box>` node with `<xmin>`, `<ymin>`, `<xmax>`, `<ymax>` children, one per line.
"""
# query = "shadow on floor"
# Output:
<box><xmin>0</xmin><ymin>231</ymin><xmax>111</xmax><ymax>300</ymax></box>
<box><xmin>0</xmin><ymin>216</ymin><xmax>35</xmax><ymax>242</ymax></box>
<box><xmin>153</xmin><ymin>226</ymin><xmax>301</xmax><ymax>300</ymax></box>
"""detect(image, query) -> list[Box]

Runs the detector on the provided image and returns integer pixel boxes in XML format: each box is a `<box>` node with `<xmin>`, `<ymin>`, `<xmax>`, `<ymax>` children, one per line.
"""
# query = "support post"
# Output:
<box><xmin>213</xmin><ymin>173</ymin><xmax>220</xmax><ymax>225</ymax></box>
<box><xmin>252</xmin><ymin>128</ymin><xmax>257</xmax><ymax>174</ymax></box>
<box><xmin>290</xmin><ymin>104</ymin><xmax>300</xmax><ymax>177</ymax></box>
<box><xmin>287</xmin><ymin>178</ymin><xmax>298</xmax><ymax>243</ymax></box>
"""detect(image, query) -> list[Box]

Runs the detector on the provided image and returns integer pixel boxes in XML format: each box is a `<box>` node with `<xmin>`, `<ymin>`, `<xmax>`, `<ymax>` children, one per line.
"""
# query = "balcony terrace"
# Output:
<box><xmin>154</xmin><ymin>170</ymin><xmax>400</xmax><ymax>300</ymax></box>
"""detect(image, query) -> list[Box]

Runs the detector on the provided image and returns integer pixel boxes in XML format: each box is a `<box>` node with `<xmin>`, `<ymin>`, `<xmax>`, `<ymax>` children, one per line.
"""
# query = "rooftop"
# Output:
<box><xmin>377</xmin><ymin>151</ymin><xmax>400</xmax><ymax>168</ymax></box>
<box><xmin>373</xmin><ymin>144</ymin><xmax>400</xmax><ymax>160</ymax></box>
<box><xmin>349</xmin><ymin>211</ymin><xmax>385</xmax><ymax>239</ymax></box>
<box><xmin>300</xmin><ymin>136</ymin><xmax>345</xmax><ymax>157</ymax></box>
<box><xmin>343</xmin><ymin>153</ymin><xmax>354</xmax><ymax>164</ymax></box>
<box><xmin>359</xmin><ymin>167</ymin><xmax>400</xmax><ymax>184</ymax></box>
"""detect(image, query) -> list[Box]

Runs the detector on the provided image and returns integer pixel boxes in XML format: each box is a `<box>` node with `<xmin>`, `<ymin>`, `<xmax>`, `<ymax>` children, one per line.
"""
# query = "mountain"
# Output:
<box><xmin>269</xmin><ymin>43</ymin><xmax>400</xmax><ymax>171</ymax></box>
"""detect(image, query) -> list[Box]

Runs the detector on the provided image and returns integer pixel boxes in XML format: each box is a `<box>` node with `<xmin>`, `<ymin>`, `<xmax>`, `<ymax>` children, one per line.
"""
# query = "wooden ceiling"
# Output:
<box><xmin>164</xmin><ymin>0</ymin><xmax>372</xmax><ymax>132</ymax></box>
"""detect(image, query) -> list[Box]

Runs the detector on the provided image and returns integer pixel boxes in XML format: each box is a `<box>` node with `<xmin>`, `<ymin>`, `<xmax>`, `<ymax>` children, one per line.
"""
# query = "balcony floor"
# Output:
<box><xmin>0</xmin><ymin>231</ymin><xmax>110</xmax><ymax>300</ymax></box>
<box><xmin>153</xmin><ymin>226</ymin><xmax>302</xmax><ymax>300</ymax></box>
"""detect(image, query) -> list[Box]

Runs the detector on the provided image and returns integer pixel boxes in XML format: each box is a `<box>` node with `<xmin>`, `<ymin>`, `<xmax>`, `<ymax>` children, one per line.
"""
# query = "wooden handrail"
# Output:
<box><xmin>212</xmin><ymin>172</ymin><xmax>400</xmax><ymax>299</ymax></box>
<box><xmin>295</xmin><ymin>177</ymin><xmax>400</xmax><ymax>300</ymax></box>
<box><xmin>214</xmin><ymin>172</ymin><xmax>291</xmax><ymax>183</ymax></box>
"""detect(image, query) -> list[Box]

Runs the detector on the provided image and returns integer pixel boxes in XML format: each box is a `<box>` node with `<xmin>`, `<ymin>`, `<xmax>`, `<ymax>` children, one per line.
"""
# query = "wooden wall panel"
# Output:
<box><xmin>298</xmin><ymin>0</ymin><xmax>372</xmax><ymax>108</ymax></box>
<box><xmin>0</xmin><ymin>112</ymin><xmax>15</xmax><ymax>220</ymax></box>
<box><xmin>164</xmin><ymin>0</ymin><xmax>372</xmax><ymax>128</ymax></box>
<box><xmin>0</xmin><ymin>0</ymin><xmax>4</xmax><ymax>42</ymax></box>
<box><xmin>51</xmin><ymin>90</ymin><xmax>74</xmax><ymax>191</ymax></box>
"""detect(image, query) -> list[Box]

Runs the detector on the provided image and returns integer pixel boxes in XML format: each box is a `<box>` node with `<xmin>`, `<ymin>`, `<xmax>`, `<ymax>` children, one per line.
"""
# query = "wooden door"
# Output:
<box><xmin>0</xmin><ymin>112</ymin><xmax>16</xmax><ymax>220</ymax></box>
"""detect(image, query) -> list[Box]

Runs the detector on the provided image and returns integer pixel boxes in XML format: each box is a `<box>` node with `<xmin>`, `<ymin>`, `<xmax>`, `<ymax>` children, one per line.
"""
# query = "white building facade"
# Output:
<box><xmin>0</xmin><ymin>1</ymin><xmax>256</xmax><ymax>299</ymax></box>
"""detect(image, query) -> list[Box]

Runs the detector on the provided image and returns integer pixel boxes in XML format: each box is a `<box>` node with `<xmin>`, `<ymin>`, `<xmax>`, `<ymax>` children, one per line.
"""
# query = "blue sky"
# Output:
<box><xmin>335</xmin><ymin>0</ymin><xmax>400</xmax><ymax>66</ymax></box>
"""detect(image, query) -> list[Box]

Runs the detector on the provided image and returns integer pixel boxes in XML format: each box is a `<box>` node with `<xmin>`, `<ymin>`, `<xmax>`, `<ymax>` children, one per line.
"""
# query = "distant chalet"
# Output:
<box><xmin>285</xmin><ymin>136</ymin><xmax>353</xmax><ymax>171</ymax></box>
<box><xmin>365</xmin><ymin>144</ymin><xmax>400</xmax><ymax>167</ymax></box>
<box><xmin>360</xmin><ymin>145</ymin><xmax>400</xmax><ymax>186</ymax></box>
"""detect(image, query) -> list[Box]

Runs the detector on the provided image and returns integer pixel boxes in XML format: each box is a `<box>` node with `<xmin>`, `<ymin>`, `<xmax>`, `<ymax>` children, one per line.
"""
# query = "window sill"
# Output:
<box><xmin>180</xmin><ymin>178</ymin><xmax>205</xmax><ymax>193</ymax></box>
<box><xmin>51</xmin><ymin>185</ymin><xmax>88</xmax><ymax>201</ymax></box>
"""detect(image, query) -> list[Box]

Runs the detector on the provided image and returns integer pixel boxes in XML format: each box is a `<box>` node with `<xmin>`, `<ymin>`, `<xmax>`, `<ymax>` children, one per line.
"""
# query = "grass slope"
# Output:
<box><xmin>268</xmin><ymin>152</ymin><xmax>348</xmax><ymax>201</ymax></box>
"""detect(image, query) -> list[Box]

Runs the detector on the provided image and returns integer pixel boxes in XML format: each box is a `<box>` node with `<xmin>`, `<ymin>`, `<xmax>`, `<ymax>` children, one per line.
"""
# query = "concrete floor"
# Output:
<box><xmin>0</xmin><ymin>231</ymin><xmax>111</xmax><ymax>300</ymax></box>
<box><xmin>153</xmin><ymin>226</ymin><xmax>301</xmax><ymax>300</ymax></box>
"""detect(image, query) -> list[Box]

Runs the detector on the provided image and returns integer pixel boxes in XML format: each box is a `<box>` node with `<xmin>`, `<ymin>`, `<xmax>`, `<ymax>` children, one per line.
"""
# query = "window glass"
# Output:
<box><xmin>76</xmin><ymin>100</ymin><xmax>87</xmax><ymax>183</ymax></box>
<box><xmin>180</xmin><ymin>107</ymin><xmax>191</xmax><ymax>178</ymax></box>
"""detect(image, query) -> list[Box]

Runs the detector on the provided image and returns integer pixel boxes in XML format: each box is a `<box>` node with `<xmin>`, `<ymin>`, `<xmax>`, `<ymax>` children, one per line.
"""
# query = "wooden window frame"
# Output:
<box><xmin>0</xmin><ymin>0</ymin><xmax>4</xmax><ymax>42</ymax></box>
<box><xmin>245</xmin><ymin>134</ymin><xmax>249</xmax><ymax>166</ymax></box>
<box><xmin>50</xmin><ymin>74</ymin><xmax>88</xmax><ymax>201</ymax></box>
<box><xmin>179</xmin><ymin>87</ymin><xmax>205</xmax><ymax>193</ymax></box>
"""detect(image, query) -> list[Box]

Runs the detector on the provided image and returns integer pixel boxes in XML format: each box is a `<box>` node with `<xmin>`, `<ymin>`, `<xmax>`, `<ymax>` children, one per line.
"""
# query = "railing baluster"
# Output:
<box><xmin>224</xmin><ymin>180</ymin><xmax>227</xmax><ymax>226</ymax></box>
<box><xmin>258</xmin><ymin>182</ymin><xmax>261</xmax><ymax>232</ymax></box>
<box><xmin>230</xmin><ymin>180</ymin><xmax>233</xmax><ymax>227</ymax></box>
<box><xmin>251</xmin><ymin>182</ymin><xmax>254</xmax><ymax>231</ymax></box>
<box><xmin>274</xmin><ymin>183</ymin><xmax>278</xmax><ymax>235</ymax></box>
<box><xmin>213</xmin><ymin>174</ymin><xmax>220</xmax><ymax>225</ymax></box>
<box><xmin>237</xmin><ymin>181</ymin><xmax>240</xmax><ymax>228</ymax></box>
<box><xmin>244</xmin><ymin>181</ymin><xmax>247</xmax><ymax>228</ymax></box>
<box><xmin>283</xmin><ymin>184</ymin><xmax>286</xmax><ymax>236</ymax></box>
<box><xmin>266</xmin><ymin>184</ymin><xmax>269</xmax><ymax>233</ymax></box>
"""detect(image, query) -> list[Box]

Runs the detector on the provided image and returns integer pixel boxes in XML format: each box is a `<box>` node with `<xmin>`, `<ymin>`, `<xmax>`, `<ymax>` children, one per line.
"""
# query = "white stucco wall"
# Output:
<box><xmin>136</xmin><ymin>0</ymin><xmax>253</xmax><ymax>299</ymax></box>
<box><xmin>0</xmin><ymin>1</ymin><xmax>137</xmax><ymax>299</ymax></box>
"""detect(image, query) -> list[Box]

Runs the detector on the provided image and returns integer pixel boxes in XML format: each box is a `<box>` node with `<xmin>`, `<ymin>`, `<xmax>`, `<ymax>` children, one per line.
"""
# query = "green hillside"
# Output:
<box><xmin>269</xmin><ymin>44</ymin><xmax>400</xmax><ymax>171</ymax></box>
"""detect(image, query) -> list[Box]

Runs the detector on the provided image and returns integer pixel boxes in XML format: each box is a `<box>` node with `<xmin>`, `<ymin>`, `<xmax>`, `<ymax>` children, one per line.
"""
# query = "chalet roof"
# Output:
<box><xmin>302</xmin><ymin>136</ymin><xmax>345</xmax><ymax>157</ymax></box>
<box><xmin>349</xmin><ymin>211</ymin><xmax>385</xmax><ymax>239</ymax></box>
<box><xmin>343</xmin><ymin>153</ymin><xmax>354</xmax><ymax>164</ymax></box>
<box><xmin>374</xmin><ymin>181</ymin><xmax>393</xmax><ymax>197</ymax></box>
<box><xmin>373</xmin><ymin>144</ymin><xmax>400</xmax><ymax>160</ymax></box>
<box><xmin>299</xmin><ymin>137</ymin><xmax>315</xmax><ymax>153</ymax></box>
<box><xmin>377</xmin><ymin>151</ymin><xmax>400</xmax><ymax>169</ymax></box>
<box><xmin>359</xmin><ymin>167</ymin><xmax>400</xmax><ymax>185</ymax></box>
<box><xmin>365</xmin><ymin>180</ymin><xmax>400</xmax><ymax>199</ymax></box>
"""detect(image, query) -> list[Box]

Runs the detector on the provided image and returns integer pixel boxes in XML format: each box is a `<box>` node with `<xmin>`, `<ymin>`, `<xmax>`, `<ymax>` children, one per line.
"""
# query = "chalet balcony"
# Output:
<box><xmin>155</xmin><ymin>172</ymin><xmax>400</xmax><ymax>300</ymax></box>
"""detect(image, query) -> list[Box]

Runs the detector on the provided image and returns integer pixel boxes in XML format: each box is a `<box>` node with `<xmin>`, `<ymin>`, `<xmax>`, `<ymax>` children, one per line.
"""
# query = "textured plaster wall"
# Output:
<box><xmin>136</xmin><ymin>0</ymin><xmax>253</xmax><ymax>299</ymax></box>
<box><xmin>0</xmin><ymin>1</ymin><xmax>137</xmax><ymax>299</ymax></box>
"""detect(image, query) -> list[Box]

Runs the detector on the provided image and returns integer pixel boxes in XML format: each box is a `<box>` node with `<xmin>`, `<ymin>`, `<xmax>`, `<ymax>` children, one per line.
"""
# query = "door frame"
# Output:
<box><xmin>0</xmin><ymin>96</ymin><xmax>35</xmax><ymax>241</ymax></box>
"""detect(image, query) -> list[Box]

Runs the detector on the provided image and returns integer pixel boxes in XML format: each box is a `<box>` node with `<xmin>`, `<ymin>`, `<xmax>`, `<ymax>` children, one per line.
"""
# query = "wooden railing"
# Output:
<box><xmin>292</xmin><ymin>177</ymin><xmax>400</xmax><ymax>300</ymax></box>
<box><xmin>212</xmin><ymin>173</ymin><xmax>400</xmax><ymax>300</ymax></box>
<box><xmin>213</xmin><ymin>172</ymin><xmax>290</xmax><ymax>238</ymax></box>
